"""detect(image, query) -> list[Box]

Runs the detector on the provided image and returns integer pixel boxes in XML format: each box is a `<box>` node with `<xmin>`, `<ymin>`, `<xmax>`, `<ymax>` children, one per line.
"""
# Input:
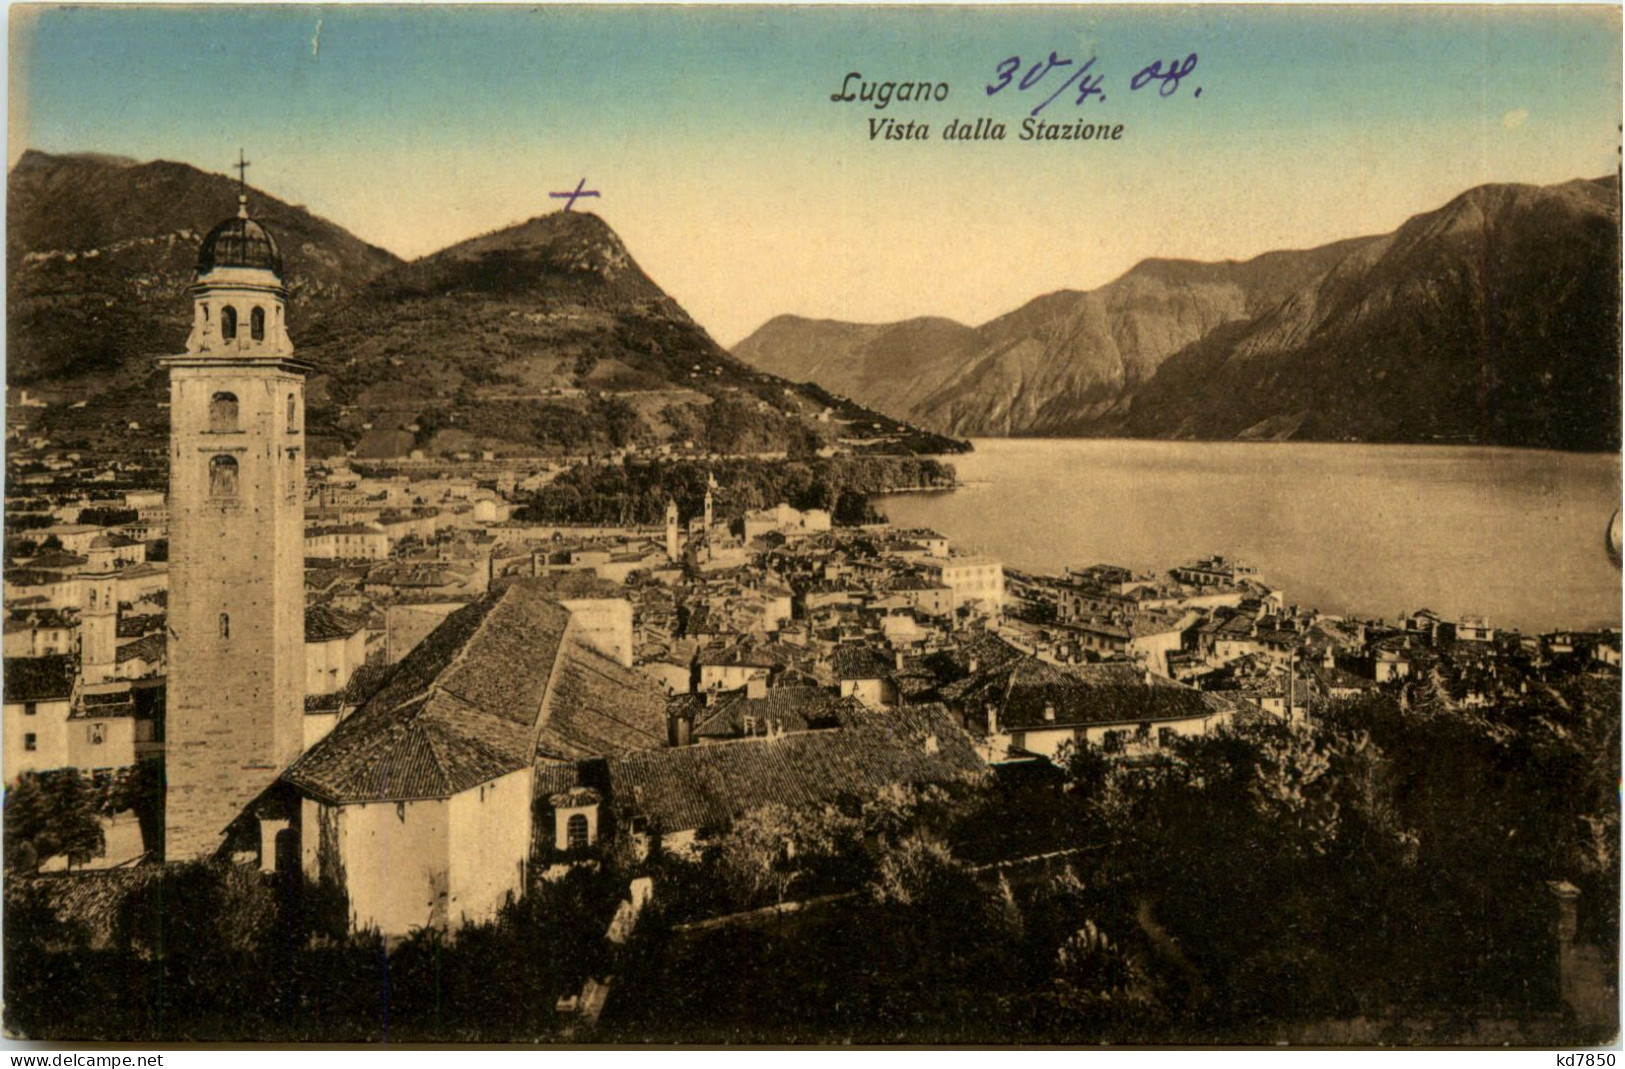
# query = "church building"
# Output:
<box><xmin>158</xmin><ymin>171</ymin><xmax>670</xmax><ymax>932</ymax></box>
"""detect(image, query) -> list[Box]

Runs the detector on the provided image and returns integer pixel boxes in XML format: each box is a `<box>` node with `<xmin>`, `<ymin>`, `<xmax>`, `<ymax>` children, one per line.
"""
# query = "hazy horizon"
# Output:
<box><xmin>11</xmin><ymin>5</ymin><xmax>1621</xmax><ymax>345</ymax></box>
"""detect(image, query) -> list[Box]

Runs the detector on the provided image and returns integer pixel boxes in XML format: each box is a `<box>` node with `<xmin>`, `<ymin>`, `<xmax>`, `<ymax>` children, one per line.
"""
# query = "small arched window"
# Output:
<box><xmin>286</xmin><ymin>393</ymin><xmax>298</xmax><ymax>430</ymax></box>
<box><xmin>219</xmin><ymin>613</ymin><xmax>230</xmax><ymax>639</ymax></box>
<box><xmin>251</xmin><ymin>307</ymin><xmax>265</xmax><ymax>342</ymax></box>
<box><xmin>221</xmin><ymin>305</ymin><xmax>238</xmax><ymax>340</ymax></box>
<box><xmin>209</xmin><ymin>392</ymin><xmax>239</xmax><ymax>433</ymax></box>
<box><xmin>566</xmin><ymin>814</ymin><xmax>589</xmax><ymax>850</ymax></box>
<box><xmin>209</xmin><ymin>454</ymin><xmax>239</xmax><ymax>498</ymax></box>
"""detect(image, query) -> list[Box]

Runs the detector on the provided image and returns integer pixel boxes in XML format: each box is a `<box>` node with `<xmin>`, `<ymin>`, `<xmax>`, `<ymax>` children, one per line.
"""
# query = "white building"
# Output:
<box><xmin>918</xmin><ymin>556</ymin><xmax>1006</xmax><ymax>612</ymax></box>
<box><xmin>281</xmin><ymin>581</ymin><xmax>669</xmax><ymax>937</ymax></box>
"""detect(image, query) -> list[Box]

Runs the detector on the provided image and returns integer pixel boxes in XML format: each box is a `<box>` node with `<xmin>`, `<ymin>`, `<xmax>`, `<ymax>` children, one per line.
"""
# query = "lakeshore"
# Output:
<box><xmin>881</xmin><ymin>437</ymin><xmax>1623</xmax><ymax>634</ymax></box>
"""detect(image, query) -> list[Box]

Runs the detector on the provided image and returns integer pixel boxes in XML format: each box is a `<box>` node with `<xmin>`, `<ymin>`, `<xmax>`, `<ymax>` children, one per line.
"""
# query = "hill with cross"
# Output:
<box><xmin>7</xmin><ymin>151</ymin><xmax>964</xmax><ymax>458</ymax></box>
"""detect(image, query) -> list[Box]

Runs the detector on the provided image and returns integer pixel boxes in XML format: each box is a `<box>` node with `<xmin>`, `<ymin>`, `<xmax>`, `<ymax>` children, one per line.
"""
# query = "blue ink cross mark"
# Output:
<box><xmin>550</xmin><ymin>178</ymin><xmax>601</xmax><ymax>212</ymax></box>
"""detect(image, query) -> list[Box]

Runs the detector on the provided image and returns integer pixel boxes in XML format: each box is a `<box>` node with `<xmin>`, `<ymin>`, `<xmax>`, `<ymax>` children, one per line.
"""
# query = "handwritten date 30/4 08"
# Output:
<box><xmin>830</xmin><ymin>52</ymin><xmax>1201</xmax><ymax>116</ymax></box>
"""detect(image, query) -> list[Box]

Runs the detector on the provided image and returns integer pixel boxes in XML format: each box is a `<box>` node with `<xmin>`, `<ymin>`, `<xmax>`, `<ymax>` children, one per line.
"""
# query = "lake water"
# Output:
<box><xmin>880</xmin><ymin>439</ymin><xmax>1623</xmax><ymax>634</ymax></box>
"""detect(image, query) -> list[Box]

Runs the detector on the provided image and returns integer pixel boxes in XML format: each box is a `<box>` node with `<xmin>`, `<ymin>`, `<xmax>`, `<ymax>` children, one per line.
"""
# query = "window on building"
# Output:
<box><xmin>208</xmin><ymin>392</ymin><xmax>240</xmax><ymax>433</ymax></box>
<box><xmin>221</xmin><ymin>305</ymin><xmax>238</xmax><ymax>340</ymax></box>
<box><xmin>566</xmin><ymin>813</ymin><xmax>589</xmax><ymax>850</ymax></box>
<box><xmin>219</xmin><ymin>613</ymin><xmax>230</xmax><ymax>640</ymax></box>
<box><xmin>209</xmin><ymin>455</ymin><xmax>239</xmax><ymax>497</ymax></box>
<box><xmin>251</xmin><ymin>307</ymin><xmax>265</xmax><ymax>341</ymax></box>
<box><xmin>23</xmin><ymin>702</ymin><xmax>36</xmax><ymax>717</ymax></box>
<box><xmin>1102</xmin><ymin>730</ymin><xmax>1126</xmax><ymax>753</ymax></box>
<box><xmin>1159</xmin><ymin>727</ymin><xmax>1177</xmax><ymax>748</ymax></box>
<box><xmin>287</xmin><ymin>393</ymin><xmax>298</xmax><ymax>430</ymax></box>
<box><xmin>1136</xmin><ymin>722</ymin><xmax>1152</xmax><ymax>739</ymax></box>
<box><xmin>90</xmin><ymin>724</ymin><xmax>104</xmax><ymax>746</ymax></box>
<box><xmin>24</xmin><ymin>734</ymin><xmax>36</xmax><ymax>752</ymax></box>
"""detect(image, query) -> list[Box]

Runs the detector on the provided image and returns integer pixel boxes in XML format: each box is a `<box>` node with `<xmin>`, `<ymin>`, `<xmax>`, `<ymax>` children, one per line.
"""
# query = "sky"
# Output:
<box><xmin>9</xmin><ymin>4</ymin><xmax>1621</xmax><ymax>345</ymax></box>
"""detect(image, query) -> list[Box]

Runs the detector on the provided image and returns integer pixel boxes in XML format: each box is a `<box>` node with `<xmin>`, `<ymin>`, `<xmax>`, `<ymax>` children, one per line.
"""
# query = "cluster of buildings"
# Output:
<box><xmin>6</xmin><ymin>186</ymin><xmax>1619</xmax><ymax>941</ymax></box>
<box><xmin>1013</xmin><ymin>562</ymin><xmax>1621</xmax><ymax>723</ymax></box>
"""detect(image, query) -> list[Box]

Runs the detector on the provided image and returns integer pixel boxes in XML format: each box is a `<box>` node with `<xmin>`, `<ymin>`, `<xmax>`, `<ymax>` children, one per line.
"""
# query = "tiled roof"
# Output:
<box><xmin>70</xmin><ymin>689</ymin><xmax>135</xmax><ymax>720</ymax></box>
<box><xmin>532</xmin><ymin>640</ymin><xmax>669</xmax><ymax>761</ymax></box>
<box><xmin>115</xmin><ymin>633</ymin><xmax>165</xmax><ymax>665</ymax></box>
<box><xmin>305</xmin><ymin>693</ymin><xmax>345</xmax><ymax>714</ymax></box>
<box><xmin>830</xmin><ymin>644</ymin><xmax>895</xmax><ymax>680</ymax></box>
<box><xmin>689</xmin><ymin>685</ymin><xmax>848</xmax><ymax>739</ymax></box>
<box><xmin>285</xmin><ymin>583</ymin><xmax>571</xmax><ymax>802</ymax></box>
<box><xmin>595</xmin><ymin>703</ymin><xmax>985</xmax><ymax>834</ymax></box>
<box><xmin>285</xmin><ymin>581</ymin><xmax>669</xmax><ymax>803</ymax></box>
<box><xmin>343</xmin><ymin>662</ymin><xmax>394</xmax><ymax>706</ymax></box>
<box><xmin>4</xmin><ymin>654</ymin><xmax>76</xmax><ymax>702</ymax></box>
<box><xmin>27</xmin><ymin>551</ymin><xmax>88</xmax><ymax>570</ymax></box>
<box><xmin>116</xmin><ymin>613</ymin><xmax>164</xmax><ymax>639</ymax></box>
<box><xmin>993</xmin><ymin>659</ymin><xmax>1216</xmax><ymax>730</ymax></box>
<box><xmin>304</xmin><ymin>605</ymin><xmax>363</xmax><ymax>643</ymax></box>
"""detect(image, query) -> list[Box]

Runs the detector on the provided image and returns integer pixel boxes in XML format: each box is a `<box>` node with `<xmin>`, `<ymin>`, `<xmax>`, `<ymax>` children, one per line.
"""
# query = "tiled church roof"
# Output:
<box><xmin>285</xmin><ymin>581</ymin><xmax>667</xmax><ymax>803</ymax></box>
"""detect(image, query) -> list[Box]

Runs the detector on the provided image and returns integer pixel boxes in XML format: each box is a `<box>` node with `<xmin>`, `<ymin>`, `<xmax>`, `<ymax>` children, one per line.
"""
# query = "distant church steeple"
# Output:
<box><xmin>162</xmin><ymin>152</ymin><xmax>311</xmax><ymax>862</ymax></box>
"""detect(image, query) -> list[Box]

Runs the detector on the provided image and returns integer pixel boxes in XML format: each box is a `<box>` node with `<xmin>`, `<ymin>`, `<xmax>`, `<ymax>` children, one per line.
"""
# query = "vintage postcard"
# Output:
<box><xmin>2</xmin><ymin>2</ymin><xmax>1620</xmax><ymax>1049</ymax></box>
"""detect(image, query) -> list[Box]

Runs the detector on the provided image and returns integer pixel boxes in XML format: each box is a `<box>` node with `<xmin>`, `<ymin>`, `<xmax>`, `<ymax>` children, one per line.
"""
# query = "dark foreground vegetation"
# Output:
<box><xmin>4</xmin><ymin>677</ymin><xmax>1616</xmax><ymax>1043</ymax></box>
<box><xmin>608</xmin><ymin>676</ymin><xmax>1620</xmax><ymax>1042</ymax></box>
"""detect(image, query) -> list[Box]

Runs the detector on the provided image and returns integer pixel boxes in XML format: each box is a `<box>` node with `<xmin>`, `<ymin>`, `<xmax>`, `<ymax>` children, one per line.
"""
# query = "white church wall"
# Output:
<box><xmin>447</xmin><ymin>767</ymin><xmax>533</xmax><ymax>928</ymax></box>
<box><xmin>332</xmin><ymin>797</ymin><xmax>453</xmax><ymax>937</ymax></box>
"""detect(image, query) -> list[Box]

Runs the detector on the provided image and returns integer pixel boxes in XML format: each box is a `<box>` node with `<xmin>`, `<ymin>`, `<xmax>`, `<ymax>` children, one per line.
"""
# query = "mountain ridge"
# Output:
<box><xmin>733</xmin><ymin>177</ymin><xmax>1621</xmax><ymax>451</ymax></box>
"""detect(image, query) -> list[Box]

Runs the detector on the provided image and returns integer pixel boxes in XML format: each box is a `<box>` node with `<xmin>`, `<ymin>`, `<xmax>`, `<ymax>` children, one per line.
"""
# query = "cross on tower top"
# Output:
<box><xmin>234</xmin><ymin>149</ymin><xmax>251</xmax><ymax>217</ymax></box>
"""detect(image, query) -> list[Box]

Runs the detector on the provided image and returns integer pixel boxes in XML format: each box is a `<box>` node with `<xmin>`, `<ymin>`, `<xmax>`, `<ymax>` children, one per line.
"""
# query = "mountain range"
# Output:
<box><xmin>6</xmin><ymin>151</ymin><xmax>961</xmax><ymax>458</ymax></box>
<box><xmin>735</xmin><ymin>176</ymin><xmax>1622</xmax><ymax>452</ymax></box>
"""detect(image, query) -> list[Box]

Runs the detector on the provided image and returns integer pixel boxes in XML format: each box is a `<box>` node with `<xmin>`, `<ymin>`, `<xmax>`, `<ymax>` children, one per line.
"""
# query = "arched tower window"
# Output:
<box><xmin>219</xmin><ymin>613</ymin><xmax>231</xmax><ymax>639</ymax></box>
<box><xmin>566</xmin><ymin>814</ymin><xmax>589</xmax><ymax>850</ymax></box>
<box><xmin>221</xmin><ymin>306</ymin><xmax>238</xmax><ymax>340</ymax></box>
<box><xmin>251</xmin><ymin>307</ymin><xmax>265</xmax><ymax>342</ymax></box>
<box><xmin>286</xmin><ymin>393</ymin><xmax>298</xmax><ymax>429</ymax></box>
<box><xmin>209</xmin><ymin>392</ymin><xmax>239</xmax><ymax>433</ymax></box>
<box><xmin>209</xmin><ymin>455</ymin><xmax>239</xmax><ymax>498</ymax></box>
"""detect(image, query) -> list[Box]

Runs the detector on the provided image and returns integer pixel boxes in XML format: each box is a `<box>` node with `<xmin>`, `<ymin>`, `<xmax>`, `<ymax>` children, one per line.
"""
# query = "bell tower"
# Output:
<box><xmin>162</xmin><ymin>159</ymin><xmax>310</xmax><ymax>861</ymax></box>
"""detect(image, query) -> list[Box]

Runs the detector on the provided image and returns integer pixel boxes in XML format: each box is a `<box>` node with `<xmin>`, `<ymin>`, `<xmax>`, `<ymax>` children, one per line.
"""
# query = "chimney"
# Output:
<box><xmin>967</xmin><ymin>656</ymin><xmax>980</xmax><ymax>675</ymax></box>
<box><xmin>895</xmin><ymin>650</ymin><xmax>907</xmax><ymax>671</ymax></box>
<box><xmin>746</xmin><ymin>675</ymin><xmax>767</xmax><ymax>700</ymax></box>
<box><xmin>923</xmin><ymin>734</ymin><xmax>939</xmax><ymax>755</ymax></box>
<box><xmin>668</xmin><ymin>707</ymin><xmax>693</xmax><ymax>747</ymax></box>
<box><xmin>1043</xmin><ymin>703</ymin><xmax>1055</xmax><ymax>722</ymax></box>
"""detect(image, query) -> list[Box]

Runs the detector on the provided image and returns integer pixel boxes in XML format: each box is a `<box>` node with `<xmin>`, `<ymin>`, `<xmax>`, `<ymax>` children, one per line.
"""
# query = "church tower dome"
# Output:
<box><xmin>197</xmin><ymin>210</ymin><xmax>284</xmax><ymax>275</ymax></box>
<box><xmin>184</xmin><ymin>154</ymin><xmax>293</xmax><ymax>359</ymax></box>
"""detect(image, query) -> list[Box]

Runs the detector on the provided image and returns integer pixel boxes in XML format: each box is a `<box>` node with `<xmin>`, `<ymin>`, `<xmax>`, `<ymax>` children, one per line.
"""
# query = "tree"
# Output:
<box><xmin>709</xmin><ymin>804</ymin><xmax>858</xmax><ymax>909</ymax></box>
<box><xmin>5</xmin><ymin>770</ymin><xmax>106</xmax><ymax>871</ymax></box>
<box><xmin>76</xmin><ymin>507</ymin><xmax>138</xmax><ymax>527</ymax></box>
